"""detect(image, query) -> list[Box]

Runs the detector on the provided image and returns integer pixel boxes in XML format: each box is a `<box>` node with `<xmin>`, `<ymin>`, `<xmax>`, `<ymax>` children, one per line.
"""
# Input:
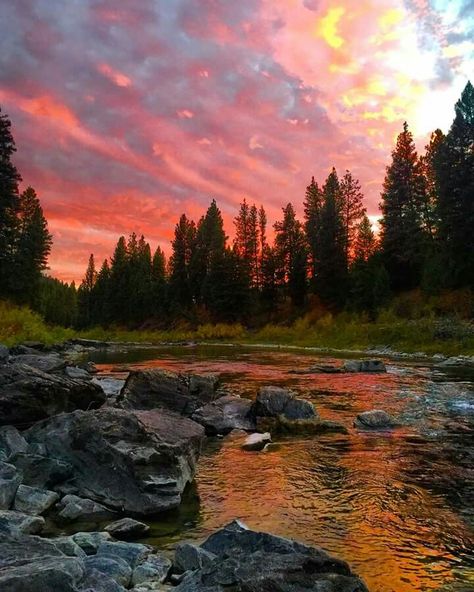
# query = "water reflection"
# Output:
<box><xmin>92</xmin><ymin>345</ymin><xmax>474</xmax><ymax>592</ymax></box>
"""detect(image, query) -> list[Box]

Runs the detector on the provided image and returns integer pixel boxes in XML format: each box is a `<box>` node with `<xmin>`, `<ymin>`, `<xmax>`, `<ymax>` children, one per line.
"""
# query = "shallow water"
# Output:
<box><xmin>91</xmin><ymin>345</ymin><xmax>474</xmax><ymax>592</ymax></box>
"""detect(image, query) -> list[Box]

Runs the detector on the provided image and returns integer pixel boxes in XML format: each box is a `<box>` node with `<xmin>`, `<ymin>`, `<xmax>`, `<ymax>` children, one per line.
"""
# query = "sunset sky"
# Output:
<box><xmin>0</xmin><ymin>0</ymin><xmax>472</xmax><ymax>282</ymax></box>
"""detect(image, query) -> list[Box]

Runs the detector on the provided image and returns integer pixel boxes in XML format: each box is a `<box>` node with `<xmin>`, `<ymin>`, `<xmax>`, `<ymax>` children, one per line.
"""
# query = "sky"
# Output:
<box><xmin>0</xmin><ymin>0</ymin><xmax>472</xmax><ymax>283</ymax></box>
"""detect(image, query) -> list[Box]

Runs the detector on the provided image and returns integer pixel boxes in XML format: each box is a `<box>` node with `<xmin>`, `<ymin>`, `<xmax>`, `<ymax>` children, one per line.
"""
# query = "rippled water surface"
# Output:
<box><xmin>92</xmin><ymin>345</ymin><xmax>474</xmax><ymax>592</ymax></box>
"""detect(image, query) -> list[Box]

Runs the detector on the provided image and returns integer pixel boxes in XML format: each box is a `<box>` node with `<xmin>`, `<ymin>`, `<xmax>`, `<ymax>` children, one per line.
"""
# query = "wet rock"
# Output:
<box><xmin>105</xmin><ymin>518</ymin><xmax>150</xmax><ymax>540</ymax></box>
<box><xmin>259</xmin><ymin>415</ymin><xmax>348</xmax><ymax>435</ymax></box>
<box><xmin>118</xmin><ymin>368</ymin><xmax>220</xmax><ymax>416</ymax></box>
<box><xmin>254</xmin><ymin>386</ymin><xmax>294</xmax><ymax>416</ymax></box>
<box><xmin>241</xmin><ymin>432</ymin><xmax>271</xmax><ymax>451</ymax></box>
<box><xmin>84</xmin><ymin>555</ymin><xmax>132</xmax><ymax>587</ymax></box>
<box><xmin>174</xmin><ymin>520</ymin><xmax>368</xmax><ymax>592</ymax></box>
<box><xmin>191</xmin><ymin>395</ymin><xmax>255</xmax><ymax>435</ymax></box>
<box><xmin>0</xmin><ymin>362</ymin><xmax>106</xmax><ymax>427</ymax></box>
<box><xmin>25</xmin><ymin>407</ymin><xmax>204</xmax><ymax>515</ymax></box>
<box><xmin>306</xmin><ymin>363</ymin><xmax>342</xmax><ymax>374</ymax></box>
<box><xmin>0</xmin><ymin>461</ymin><xmax>22</xmax><ymax>509</ymax></box>
<box><xmin>0</xmin><ymin>510</ymin><xmax>45</xmax><ymax>534</ymax></box>
<box><xmin>72</xmin><ymin>531</ymin><xmax>112</xmax><ymax>555</ymax></box>
<box><xmin>11</xmin><ymin>453</ymin><xmax>72</xmax><ymax>489</ymax></box>
<box><xmin>354</xmin><ymin>409</ymin><xmax>398</xmax><ymax>430</ymax></box>
<box><xmin>343</xmin><ymin>359</ymin><xmax>386</xmax><ymax>373</ymax></box>
<box><xmin>0</xmin><ymin>556</ymin><xmax>85</xmax><ymax>592</ymax></box>
<box><xmin>0</xmin><ymin>425</ymin><xmax>28</xmax><ymax>461</ymax></box>
<box><xmin>174</xmin><ymin>542</ymin><xmax>216</xmax><ymax>573</ymax></box>
<box><xmin>13</xmin><ymin>353</ymin><xmax>66</xmax><ymax>374</ymax></box>
<box><xmin>93</xmin><ymin>376</ymin><xmax>125</xmax><ymax>398</ymax></box>
<box><xmin>64</xmin><ymin>366</ymin><xmax>92</xmax><ymax>380</ymax></box>
<box><xmin>132</xmin><ymin>554</ymin><xmax>172</xmax><ymax>586</ymax></box>
<box><xmin>97</xmin><ymin>541</ymin><xmax>152</xmax><ymax>569</ymax></box>
<box><xmin>13</xmin><ymin>484</ymin><xmax>59</xmax><ymax>515</ymax></box>
<box><xmin>0</xmin><ymin>343</ymin><xmax>9</xmax><ymax>362</ymax></box>
<box><xmin>56</xmin><ymin>494</ymin><xmax>116</xmax><ymax>522</ymax></box>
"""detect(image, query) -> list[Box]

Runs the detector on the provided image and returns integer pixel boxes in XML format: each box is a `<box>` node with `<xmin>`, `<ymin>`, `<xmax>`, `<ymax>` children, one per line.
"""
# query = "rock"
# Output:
<box><xmin>64</xmin><ymin>366</ymin><xmax>92</xmax><ymax>380</ymax></box>
<box><xmin>56</xmin><ymin>494</ymin><xmax>116</xmax><ymax>522</ymax></box>
<box><xmin>72</xmin><ymin>531</ymin><xmax>112</xmax><ymax>555</ymax></box>
<box><xmin>306</xmin><ymin>363</ymin><xmax>342</xmax><ymax>374</ymax></box>
<box><xmin>50</xmin><ymin>536</ymin><xmax>87</xmax><ymax>558</ymax></box>
<box><xmin>0</xmin><ymin>425</ymin><xmax>28</xmax><ymax>461</ymax></box>
<box><xmin>241</xmin><ymin>432</ymin><xmax>272</xmax><ymax>451</ymax></box>
<box><xmin>283</xmin><ymin>397</ymin><xmax>316</xmax><ymax>420</ymax></box>
<box><xmin>97</xmin><ymin>541</ymin><xmax>152</xmax><ymax>569</ymax></box>
<box><xmin>13</xmin><ymin>353</ymin><xmax>66</xmax><ymax>373</ymax></box>
<box><xmin>13</xmin><ymin>485</ymin><xmax>59</xmax><ymax>515</ymax></box>
<box><xmin>82</xmin><ymin>567</ymin><xmax>128</xmax><ymax>592</ymax></box>
<box><xmin>105</xmin><ymin>518</ymin><xmax>150</xmax><ymax>540</ymax></box>
<box><xmin>26</xmin><ymin>408</ymin><xmax>204</xmax><ymax>515</ymax></box>
<box><xmin>254</xmin><ymin>386</ymin><xmax>294</xmax><ymax>417</ymax></box>
<box><xmin>84</xmin><ymin>555</ymin><xmax>132</xmax><ymax>587</ymax></box>
<box><xmin>118</xmin><ymin>368</ymin><xmax>220</xmax><ymax>416</ymax></box>
<box><xmin>0</xmin><ymin>362</ymin><xmax>107</xmax><ymax>427</ymax></box>
<box><xmin>0</xmin><ymin>510</ymin><xmax>45</xmax><ymax>534</ymax></box>
<box><xmin>93</xmin><ymin>377</ymin><xmax>125</xmax><ymax>398</ymax></box>
<box><xmin>174</xmin><ymin>542</ymin><xmax>216</xmax><ymax>573</ymax></box>
<box><xmin>0</xmin><ymin>556</ymin><xmax>85</xmax><ymax>592</ymax></box>
<box><xmin>343</xmin><ymin>359</ymin><xmax>386</xmax><ymax>373</ymax></box>
<box><xmin>191</xmin><ymin>395</ymin><xmax>255</xmax><ymax>435</ymax></box>
<box><xmin>132</xmin><ymin>555</ymin><xmax>172</xmax><ymax>586</ymax></box>
<box><xmin>0</xmin><ymin>461</ymin><xmax>22</xmax><ymax>509</ymax></box>
<box><xmin>11</xmin><ymin>453</ymin><xmax>72</xmax><ymax>488</ymax></box>
<box><xmin>257</xmin><ymin>416</ymin><xmax>348</xmax><ymax>435</ymax></box>
<box><xmin>0</xmin><ymin>343</ymin><xmax>9</xmax><ymax>362</ymax></box>
<box><xmin>354</xmin><ymin>409</ymin><xmax>398</xmax><ymax>430</ymax></box>
<box><xmin>67</xmin><ymin>338</ymin><xmax>111</xmax><ymax>348</ymax></box>
<box><xmin>174</xmin><ymin>520</ymin><xmax>368</xmax><ymax>592</ymax></box>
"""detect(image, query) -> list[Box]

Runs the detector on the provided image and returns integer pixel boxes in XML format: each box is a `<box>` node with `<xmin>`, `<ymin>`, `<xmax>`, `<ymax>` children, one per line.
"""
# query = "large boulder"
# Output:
<box><xmin>12</xmin><ymin>354</ymin><xmax>66</xmax><ymax>374</ymax></box>
<box><xmin>13</xmin><ymin>485</ymin><xmax>59</xmax><ymax>515</ymax></box>
<box><xmin>0</xmin><ymin>425</ymin><xmax>28</xmax><ymax>461</ymax></box>
<box><xmin>174</xmin><ymin>520</ymin><xmax>368</xmax><ymax>592</ymax></box>
<box><xmin>25</xmin><ymin>407</ymin><xmax>205</xmax><ymax>515</ymax></box>
<box><xmin>118</xmin><ymin>368</ymin><xmax>220</xmax><ymax>416</ymax></box>
<box><xmin>0</xmin><ymin>363</ymin><xmax>106</xmax><ymax>427</ymax></box>
<box><xmin>191</xmin><ymin>395</ymin><xmax>255</xmax><ymax>435</ymax></box>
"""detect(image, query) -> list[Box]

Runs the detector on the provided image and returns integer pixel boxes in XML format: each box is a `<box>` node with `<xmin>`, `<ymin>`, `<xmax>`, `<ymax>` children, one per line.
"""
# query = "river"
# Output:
<box><xmin>90</xmin><ymin>344</ymin><xmax>474</xmax><ymax>592</ymax></box>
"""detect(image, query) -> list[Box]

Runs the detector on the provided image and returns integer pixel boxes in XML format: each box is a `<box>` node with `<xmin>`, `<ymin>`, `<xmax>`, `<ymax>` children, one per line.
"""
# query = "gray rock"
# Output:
<box><xmin>97</xmin><ymin>541</ymin><xmax>152</xmax><ymax>569</ymax></box>
<box><xmin>105</xmin><ymin>517</ymin><xmax>150</xmax><ymax>540</ymax></box>
<box><xmin>64</xmin><ymin>366</ymin><xmax>92</xmax><ymax>380</ymax></box>
<box><xmin>174</xmin><ymin>542</ymin><xmax>216</xmax><ymax>573</ymax></box>
<box><xmin>118</xmin><ymin>368</ymin><xmax>220</xmax><ymax>416</ymax></box>
<box><xmin>343</xmin><ymin>359</ymin><xmax>386</xmax><ymax>373</ymax></box>
<box><xmin>84</xmin><ymin>555</ymin><xmax>132</xmax><ymax>587</ymax></box>
<box><xmin>56</xmin><ymin>494</ymin><xmax>116</xmax><ymax>522</ymax></box>
<box><xmin>72</xmin><ymin>531</ymin><xmax>112</xmax><ymax>555</ymax></box>
<box><xmin>0</xmin><ymin>362</ymin><xmax>106</xmax><ymax>427</ymax></box>
<box><xmin>81</xmin><ymin>567</ymin><xmax>127</xmax><ymax>591</ymax></box>
<box><xmin>0</xmin><ymin>531</ymin><xmax>63</xmax><ymax>568</ymax></box>
<box><xmin>306</xmin><ymin>363</ymin><xmax>342</xmax><ymax>374</ymax></box>
<box><xmin>191</xmin><ymin>395</ymin><xmax>255</xmax><ymax>435</ymax></box>
<box><xmin>0</xmin><ymin>556</ymin><xmax>85</xmax><ymax>592</ymax></box>
<box><xmin>13</xmin><ymin>353</ymin><xmax>67</xmax><ymax>373</ymax></box>
<box><xmin>13</xmin><ymin>484</ymin><xmax>59</xmax><ymax>515</ymax></box>
<box><xmin>26</xmin><ymin>408</ymin><xmax>204</xmax><ymax>515</ymax></box>
<box><xmin>283</xmin><ymin>397</ymin><xmax>316</xmax><ymax>420</ymax></box>
<box><xmin>173</xmin><ymin>520</ymin><xmax>368</xmax><ymax>592</ymax></box>
<box><xmin>0</xmin><ymin>461</ymin><xmax>22</xmax><ymax>509</ymax></box>
<box><xmin>11</xmin><ymin>453</ymin><xmax>72</xmax><ymax>488</ymax></box>
<box><xmin>354</xmin><ymin>409</ymin><xmax>397</xmax><ymax>430</ymax></box>
<box><xmin>132</xmin><ymin>555</ymin><xmax>172</xmax><ymax>586</ymax></box>
<box><xmin>254</xmin><ymin>386</ymin><xmax>294</xmax><ymax>416</ymax></box>
<box><xmin>0</xmin><ymin>425</ymin><xmax>28</xmax><ymax>461</ymax></box>
<box><xmin>0</xmin><ymin>343</ymin><xmax>9</xmax><ymax>361</ymax></box>
<box><xmin>92</xmin><ymin>376</ymin><xmax>125</xmax><ymax>398</ymax></box>
<box><xmin>50</xmin><ymin>536</ymin><xmax>87</xmax><ymax>558</ymax></box>
<box><xmin>257</xmin><ymin>415</ymin><xmax>348</xmax><ymax>435</ymax></box>
<box><xmin>241</xmin><ymin>432</ymin><xmax>272</xmax><ymax>451</ymax></box>
<box><xmin>0</xmin><ymin>510</ymin><xmax>45</xmax><ymax>534</ymax></box>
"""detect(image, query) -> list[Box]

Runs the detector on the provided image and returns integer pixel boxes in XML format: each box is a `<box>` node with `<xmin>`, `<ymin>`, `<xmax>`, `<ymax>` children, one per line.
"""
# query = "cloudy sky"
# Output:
<box><xmin>0</xmin><ymin>0</ymin><xmax>472</xmax><ymax>282</ymax></box>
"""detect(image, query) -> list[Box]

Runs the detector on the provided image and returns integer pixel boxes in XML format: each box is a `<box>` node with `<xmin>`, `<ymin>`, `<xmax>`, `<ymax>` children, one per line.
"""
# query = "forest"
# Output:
<box><xmin>0</xmin><ymin>82</ymin><xmax>473</xmax><ymax>333</ymax></box>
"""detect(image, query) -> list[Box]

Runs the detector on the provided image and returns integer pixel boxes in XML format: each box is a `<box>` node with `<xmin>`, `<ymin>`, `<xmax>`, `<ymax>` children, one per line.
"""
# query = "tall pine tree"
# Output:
<box><xmin>303</xmin><ymin>176</ymin><xmax>322</xmax><ymax>291</ymax></box>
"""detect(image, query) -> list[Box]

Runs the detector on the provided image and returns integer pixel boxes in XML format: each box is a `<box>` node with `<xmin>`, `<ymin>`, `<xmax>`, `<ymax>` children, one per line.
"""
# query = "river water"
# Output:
<box><xmin>91</xmin><ymin>345</ymin><xmax>474</xmax><ymax>592</ymax></box>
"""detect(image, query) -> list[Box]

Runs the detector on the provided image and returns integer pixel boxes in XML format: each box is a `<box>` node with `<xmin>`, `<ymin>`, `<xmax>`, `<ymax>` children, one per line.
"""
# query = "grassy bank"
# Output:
<box><xmin>1</xmin><ymin>300</ymin><xmax>473</xmax><ymax>356</ymax></box>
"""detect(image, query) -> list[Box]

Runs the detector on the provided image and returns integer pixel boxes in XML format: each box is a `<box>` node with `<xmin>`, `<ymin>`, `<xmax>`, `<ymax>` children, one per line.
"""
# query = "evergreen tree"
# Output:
<box><xmin>433</xmin><ymin>81</ymin><xmax>474</xmax><ymax>287</ymax></box>
<box><xmin>350</xmin><ymin>253</ymin><xmax>391</xmax><ymax>318</ymax></box>
<box><xmin>77</xmin><ymin>254</ymin><xmax>96</xmax><ymax>327</ymax></box>
<box><xmin>274</xmin><ymin>203</ymin><xmax>307</xmax><ymax>306</ymax></box>
<box><xmin>169</xmin><ymin>214</ymin><xmax>196</xmax><ymax>310</ymax></box>
<box><xmin>0</xmin><ymin>108</ymin><xmax>21</xmax><ymax>296</ymax></box>
<box><xmin>109</xmin><ymin>236</ymin><xmax>129</xmax><ymax>323</ymax></box>
<box><xmin>303</xmin><ymin>176</ymin><xmax>322</xmax><ymax>290</ymax></box>
<box><xmin>91</xmin><ymin>259</ymin><xmax>111</xmax><ymax>325</ymax></box>
<box><xmin>36</xmin><ymin>276</ymin><xmax>77</xmax><ymax>327</ymax></box>
<box><xmin>339</xmin><ymin>170</ymin><xmax>366</xmax><ymax>266</ymax></box>
<box><xmin>234</xmin><ymin>199</ymin><xmax>259</xmax><ymax>288</ymax></box>
<box><xmin>379</xmin><ymin>122</ymin><xmax>428</xmax><ymax>291</ymax></box>
<box><xmin>152</xmin><ymin>246</ymin><xmax>167</xmax><ymax>319</ymax></box>
<box><xmin>257</xmin><ymin>205</ymin><xmax>267</xmax><ymax>289</ymax></box>
<box><xmin>353</xmin><ymin>215</ymin><xmax>376</xmax><ymax>263</ymax></box>
<box><xmin>317</xmin><ymin>169</ymin><xmax>348</xmax><ymax>307</ymax></box>
<box><xmin>260</xmin><ymin>245</ymin><xmax>278</xmax><ymax>307</ymax></box>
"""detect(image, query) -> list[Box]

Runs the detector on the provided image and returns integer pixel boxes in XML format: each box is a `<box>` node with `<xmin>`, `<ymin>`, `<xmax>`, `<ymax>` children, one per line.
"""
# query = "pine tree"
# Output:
<box><xmin>303</xmin><ymin>176</ymin><xmax>322</xmax><ymax>290</ymax></box>
<box><xmin>169</xmin><ymin>214</ymin><xmax>196</xmax><ymax>310</ymax></box>
<box><xmin>433</xmin><ymin>81</ymin><xmax>474</xmax><ymax>287</ymax></box>
<box><xmin>152</xmin><ymin>246</ymin><xmax>167</xmax><ymax>319</ymax></box>
<box><xmin>353</xmin><ymin>215</ymin><xmax>376</xmax><ymax>263</ymax></box>
<box><xmin>257</xmin><ymin>205</ymin><xmax>267</xmax><ymax>289</ymax></box>
<box><xmin>0</xmin><ymin>108</ymin><xmax>21</xmax><ymax>296</ymax></box>
<box><xmin>339</xmin><ymin>170</ymin><xmax>366</xmax><ymax>266</ymax></box>
<box><xmin>109</xmin><ymin>236</ymin><xmax>129</xmax><ymax>323</ymax></box>
<box><xmin>91</xmin><ymin>259</ymin><xmax>111</xmax><ymax>325</ymax></box>
<box><xmin>234</xmin><ymin>199</ymin><xmax>259</xmax><ymax>288</ymax></box>
<box><xmin>379</xmin><ymin>122</ymin><xmax>428</xmax><ymax>291</ymax></box>
<box><xmin>77</xmin><ymin>254</ymin><xmax>96</xmax><ymax>327</ymax></box>
<box><xmin>274</xmin><ymin>203</ymin><xmax>307</xmax><ymax>306</ymax></box>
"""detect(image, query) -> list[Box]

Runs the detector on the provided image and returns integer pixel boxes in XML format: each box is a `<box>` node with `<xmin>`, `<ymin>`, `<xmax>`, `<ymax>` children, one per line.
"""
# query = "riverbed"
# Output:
<box><xmin>90</xmin><ymin>345</ymin><xmax>474</xmax><ymax>592</ymax></box>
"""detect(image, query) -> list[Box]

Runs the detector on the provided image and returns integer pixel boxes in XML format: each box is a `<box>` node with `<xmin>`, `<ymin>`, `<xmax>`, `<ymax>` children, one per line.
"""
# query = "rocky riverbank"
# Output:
<box><xmin>0</xmin><ymin>339</ymin><xmax>401</xmax><ymax>590</ymax></box>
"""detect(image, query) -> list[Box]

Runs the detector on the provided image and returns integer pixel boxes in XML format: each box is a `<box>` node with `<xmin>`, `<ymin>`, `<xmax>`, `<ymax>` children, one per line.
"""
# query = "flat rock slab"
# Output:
<box><xmin>13</xmin><ymin>354</ymin><xmax>66</xmax><ymax>374</ymax></box>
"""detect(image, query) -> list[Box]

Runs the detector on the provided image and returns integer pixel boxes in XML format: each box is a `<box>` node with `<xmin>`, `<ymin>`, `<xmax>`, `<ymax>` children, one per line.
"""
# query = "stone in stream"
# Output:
<box><xmin>118</xmin><ymin>368</ymin><xmax>220</xmax><ymax>416</ymax></box>
<box><xmin>13</xmin><ymin>484</ymin><xmax>59</xmax><ymax>515</ymax></box>
<box><xmin>25</xmin><ymin>407</ymin><xmax>205</xmax><ymax>515</ymax></box>
<box><xmin>342</xmin><ymin>359</ymin><xmax>386</xmax><ymax>373</ymax></box>
<box><xmin>173</xmin><ymin>520</ymin><xmax>369</xmax><ymax>592</ymax></box>
<box><xmin>104</xmin><ymin>517</ymin><xmax>150</xmax><ymax>540</ymax></box>
<box><xmin>354</xmin><ymin>409</ymin><xmax>398</xmax><ymax>430</ymax></box>
<box><xmin>191</xmin><ymin>394</ymin><xmax>256</xmax><ymax>435</ymax></box>
<box><xmin>56</xmin><ymin>494</ymin><xmax>116</xmax><ymax>522</ymax></box>
<box><xmin>241</xmin><ymin>432</ymin><xmax>272</xmax><ymax>451</ymax></box>
<box><xmin>0</xmin><ymin>362</ymin><xmax>106</xmax><ymax>427</ymax></box>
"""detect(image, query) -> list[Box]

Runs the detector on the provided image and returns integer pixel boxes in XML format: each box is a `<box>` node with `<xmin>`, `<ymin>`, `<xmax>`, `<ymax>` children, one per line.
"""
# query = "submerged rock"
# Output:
<box><xmin>174</xmin><ymin>520</ymin><xmax>369</xmax><ymax>592</ymax></box>
<box><xmin>191</xmin><ymin>395</ymin><xmax>255</xmax><ymax>435</ymax></box>
<box><xmin>0</xmin><ymin>362</ymin><xmax>106</xmax><ymax>427</ymax></box>
<box><xmin>118</xmin><ymin>368</ymin><xmax>220</xmax><ymax>416</ymax></box>
<box><xmin>354</xmin><ymin>409</ymin><xmax>398</xmax><ymax>430</ymax></box>
<box><xmin>104</xmin><ymin>518</ymin><xmax>150</xmax><ymax>540</ymax></box>
<box><xmin>241</xmin><ymin>432</ymin><xmax>271</xmax><ymax>451</ymax></box>
<box><xmin>342</xmin><ymin>360</ymin><xmax>386</xmax><ymax>373</ymax></box>
<box><xmin>25</xmin><ymin>407</ymin><xmax>204</xmax><ymax>515</ymax></box>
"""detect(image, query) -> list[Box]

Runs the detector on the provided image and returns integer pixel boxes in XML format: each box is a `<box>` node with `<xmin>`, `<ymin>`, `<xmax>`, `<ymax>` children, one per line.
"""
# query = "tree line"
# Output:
<box><xmin>0</xmin><ymin>82</ymin><xmax>472</xmax><ymax>328</ymax></box>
